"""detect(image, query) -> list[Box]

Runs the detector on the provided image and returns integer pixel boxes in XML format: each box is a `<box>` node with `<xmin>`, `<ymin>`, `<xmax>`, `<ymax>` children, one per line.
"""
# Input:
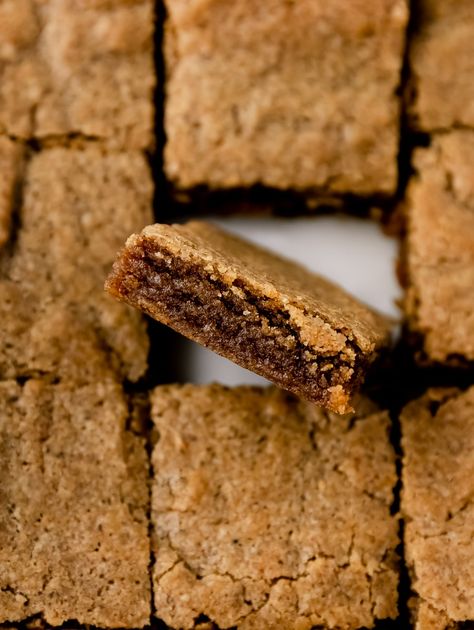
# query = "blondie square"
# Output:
<box><xmin>164</xmin><ymin>0</ymin><xmax>407</xmax><ymax>194</ymax></box>
<box><xmin>0</xmin><ymin>0</ymin><xmax>154</xmax><ymax>149</ymax></box>
<box><xmin>150</xmin><ymin>384</ymin><xmax>399</xmax><ymax>629</ymax></box>
<box><xmin>1</xmin><ymin>146</ymin><xmax>153</xmax><ymax>382</ymax></box>
<box><xmin>0</xmin><ymin>136</ymin><xmax>23</xmax><ymax>247</ymax></box>
<box><xmin>107</xmin><ymin>221</ymin><xmax>391</xmax><ymax>413</ymax></box>
<box><xmin>404</xmin><ymin>131</ymin><xmax>474</xmax><ymax>363</ymax></box>
<box><xmin>0</xmin><ymin>377</ymin><xmax>150</xmax><ymax>627</ymax></box>
<box><xmin>408</xmin><ymin>0</ymin><xmax>474</xmax><ymax>130</ymax></box>
<box><xmin>0</xmin><ymin>281</ymin><xmax>125</xmax><ymax>383</ymax></box>
<box><xmin>401</xmin><ymin>386</ymin><xmax>474</xmax><ymax>630</ymax></box>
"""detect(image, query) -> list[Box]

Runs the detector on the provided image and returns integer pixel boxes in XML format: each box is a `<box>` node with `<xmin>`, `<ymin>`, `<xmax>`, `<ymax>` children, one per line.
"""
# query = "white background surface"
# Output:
<box><xmin>171</xmin><ymin>215</ymin><xmax>401</xmax><ymax>386</ymax></box>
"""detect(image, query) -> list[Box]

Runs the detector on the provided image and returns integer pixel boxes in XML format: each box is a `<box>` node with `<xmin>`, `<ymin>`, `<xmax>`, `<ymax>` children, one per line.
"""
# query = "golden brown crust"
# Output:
<box><xmin>404</xmin><ymin>132</ymin><xmax>474</xmax><ymax>363</ymax></box>
<box><xmin>0</xmin><ymin>146</ymin><xmax>153</xmax><ymax>382</ymax></box>
<box><xmin>401</xmin><ymin>386</ymin><xmax>474</xmax><ymax>629</ymax></box>
<box><xmin>151</xmin><ymin>384</ymin><xmax>399</xmax><ymax>629</ymax></box>
<box><xmin>0</xmin><ymin>377</ymin><xmax>151</xmax><ymax>627</ymax></box>
<box><xmin>0</xmin><ymin>0</ymin><xmax>155</xmax><ymax>149</ymax></box>
<box><xmin>141</xmin><ymin>222</ymin><xmax>391</xmax><ymax>353</ymax></box>
<box><xmin>164</xmin><ymin>0</ymin><xmax>407</xmax><ymax>193</ymax></box>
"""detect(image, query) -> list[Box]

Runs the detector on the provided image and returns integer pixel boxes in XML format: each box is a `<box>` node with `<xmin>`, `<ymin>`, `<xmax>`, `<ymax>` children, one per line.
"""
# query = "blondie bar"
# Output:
<box><xmin>150</xmin><ymin>384</ymin><xmax>399</xmax><ymax>629</ymax></box>
<box><xmin>164</xmin><ymin>0</ymin><xmax>407</xmax><ymax>194</ymax></box>
<box><xmin>107</xmin><ymin>221</ymin><xmax>391</xmax><ymax>413</ymax></box>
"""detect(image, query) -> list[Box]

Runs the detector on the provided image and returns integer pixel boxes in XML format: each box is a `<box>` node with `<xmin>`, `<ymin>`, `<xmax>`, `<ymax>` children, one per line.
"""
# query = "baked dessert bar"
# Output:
<box><xmin>150</xmin><ymin>384</ymin><xmax>399</xmax><ymax>629</ymax></box>
<box><xmin>164</xmin><ymin>0</ymin><xmax>407</xmax><ymax>194</ymax></box>
<box><xmin>408</xmin><ymin>0</ymin><xmax>474</xmax><ymax>130</ymax></box>
<box><xmin>403</xmin><ymin>131</ymin><xmax>474</xmax><ymax>363</ymax></box>
<box><xmin>0</xmin><ymin>0</ymin><xmax>155</xmax><ymax>149</ymax></box>
<box><xmin>0</xmin><ymin>377</ymin><xmax>150</xmax><ymax>627</ymax></box>
<box><xmin>1</xmin><ymin>146</ymin><xmax>153</xmax><ymax>382</ymax></box>
<box><xmin>401</xmin><ymin>386</ymin><xmax>474</xmax><ymax>630</ymax></box>
<box><xmin>0</xmin><ymin>281</ymin><xmax>123</xmax><ymax>383</ymax></box>
<box><xmin>0</xmin><ymin>136</ymin><xmax>23</xmax><ymax>247</ymax></box>
<box><xmin>107</xmin><ymin>221</ymin><xmax>391</xmax><ymax>413</ymax></box>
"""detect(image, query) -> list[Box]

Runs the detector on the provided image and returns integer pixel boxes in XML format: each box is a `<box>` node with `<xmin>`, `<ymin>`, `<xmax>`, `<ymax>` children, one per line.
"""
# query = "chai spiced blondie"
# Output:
<box><xmin>107</xmin><ymin>221</ymin><xmax>392</xmax><ymax>413</ymax></box>
<box><xmin>403</xmin><ymin>131</ymin><xmax>474</xmax><ymax>363</ymax></box>
<box><xmin>0</xmin><ymin>145</ymin><xmax>153</xmax><ymax>382</ymax></box>
<box><xmin>401</xmin><ymin>386</ymin><xmax>474</xmax><ymax>630</ymax></box>
<box><xmin>164</xmin><ymin>0</ymin><xmax>407</xmax><ymax>194</ymax></box>
<box><xmin>150</xmin><ymin>384</ymin><xmax>399</xmax><ymax>629</ymax></box>
<box><xmin>0</xmin><ymin>0</ymin><xmax>155</xmax><ymax>149</ymax></box>
<box><xmin>0</xmin><ymin>377</ymin><xmax>150</xmax><ymax>627</ymax></box>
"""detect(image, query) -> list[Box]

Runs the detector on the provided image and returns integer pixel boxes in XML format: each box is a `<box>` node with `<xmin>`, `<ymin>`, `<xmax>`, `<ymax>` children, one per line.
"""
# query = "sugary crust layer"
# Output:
<box><xmin>0</xmin><ymin>377</ymin><xmax>151</xmax><ymax>627</ymax></box>
<box><xmin>151</xmin><ymin>384</ymin><xmax>399</xmax><ymax>630</ymax></box>
<box><xmin>164</xmin><ymin>0</ymin><xmax>407</xmax><ymax>193</ymax></box>
<box><xmin>107</xmin><ymin>222</ymin><xmax>391</xmax><ymax>413</ymax></box>
<box><xmin>401</xmin><ymin>386</ymin><xmax>474</xmax><ymax>629</ymax></box>
<box><xmin>0</xmin><ymin>0</ymin><xmax>155</xmax><ymax>148</ymax></box>
<box><xmin>404</xmin><ymin>131</ymin><xmax>474</xmax><ymax>363</ymax></box>
<box><xmin>0</xmin><ymin>146</ymin><xmax>153</xmax><ymax>382</ymax></box>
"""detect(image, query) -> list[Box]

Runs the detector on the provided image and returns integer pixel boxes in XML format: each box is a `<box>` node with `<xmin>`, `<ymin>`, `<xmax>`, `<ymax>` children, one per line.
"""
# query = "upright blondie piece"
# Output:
<box><xmin>0</xmin><ymin>146</ymin><xmax>153</xmax><ymax>382</ymax></box>
<box><xmin>107</xmin><ymin>221</ymin><xmax>391</xmax><ymax>413</ymax></box>
<box><xmin>150</xmin><ymin>385</ymin><xmax>399</xmax><ymax>629</ymax></box>
<box><xmin>0</xmin><ymin>377</ymin><xmax>151</xmax><ymax>627</ymax></box>
<box><xmin>403</xmin><ymin>131</ymin><xmax>474</xmax><ymax>363</ymax></box>
<box><xmin>164</xmin><ymin>0</ymin><xmax>407</xmax><ymax>194</ymax></box>
<box><xmin>408</xmin><ymin>0</ymin><xmax>474</xmax><ymax>130</ymax></box>
<box><xmin>0</xmin><ymin>0</ymin><xmax>154</xmax><ymax>148</ymax></box>
<box><xmin>401</xmin><ymin>386</ymin><xmax>474</xmax><ymax>629</ymax></box>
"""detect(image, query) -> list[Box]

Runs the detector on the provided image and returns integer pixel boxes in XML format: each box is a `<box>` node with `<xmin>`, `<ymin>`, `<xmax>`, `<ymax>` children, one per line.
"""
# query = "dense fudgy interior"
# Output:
<box><xmin>109</xmin><ymin>240</ymin><xmax>370</xmax><ymax>409</ymax></box>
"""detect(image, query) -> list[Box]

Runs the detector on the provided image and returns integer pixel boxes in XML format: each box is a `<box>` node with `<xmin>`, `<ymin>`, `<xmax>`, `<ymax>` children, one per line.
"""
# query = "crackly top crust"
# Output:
<box><xmin>0</xmin><ymin>0</ymin><xmax>154</xmax><ymax>148</ymax></box>
<box><xmin>408</xmin><ymin>0</ymin><xmax>474</xmax><ymax>130</ymax></box>
<box><xmin>401</xmin><ymin>386</ymin><xmax>474</xmax><ymax>628</ymax></box>
<box><xmin>0</xmin><ymin>377</ymin><xmax>150</xmax><ymax>627</ymax></box>
<box><xmin>164</xmin><ymin>0</ymin><xmax>407</xmax><ymax>193</ymax></box>
<box><xmin>132</xmin><ymin>221</ymin><xmax>391</xmax><ymax>356</ymax></box>
<box><xmin>0</xmin><ymin>280</ymin><xmax>122</xmax><ymax>382</ymax></box>
<box><xmin>404</xmin><ymin>131</ymin><xmax>474</xmax><ymax>362</ymax></box>
<box><xmin>0</xmin><ymin>145</ymin><xmax>152</xmax><ymax>382</ymax></box>
<box><xmin>150</xmin><ymin>384</ymin><xmax>399</xmax><ymax>630</ymax></box>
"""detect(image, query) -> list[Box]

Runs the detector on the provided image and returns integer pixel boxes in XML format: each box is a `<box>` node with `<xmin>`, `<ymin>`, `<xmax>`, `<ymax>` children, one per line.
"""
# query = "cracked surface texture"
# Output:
<box><xmin>0</xmin><ymin>146</ymin><xmax>153</xmax><ymax>382</ymax></box>
<box><xmin>408</xmin><ymin>0</ymin><xmax>474</xmax><ymax>130</ymax></box>
<box><xmin>107</xmin><ymin>221</ymin><xmax>391</xmax><ymax>414</ymax></box>
<box><xmin>401</xmin><ymin>386</ymin><xmax>474</xmax><ymax>630</ymax></box>
<box><xmin>164</xmin><ymin>0</ymin><xmax>407</xmax><ymax>194</ymax></box>
<box><xmin>0</xmin><ymin>377</ymin><xmax>150</xmax><ymax>627</ymax></box>
<box><xmin>404</xmin><ymin>131</ymin><xmax>474</xmax><ymax>363</ymax></box>
<box><xmin>150</xmin><ymin>384</ymin><xmax>399</xmax><ymax>629</ymax></box>
<box><xmin>0</xmin><ymin>281</ymin><xmax>126</xmax><ymax>383</ymax></box>
<box><xmin>0</xmin><ymin>136</ymin><xmax>23</xmax><ymax>247</ymax></box>
<box><xmin>0</xmin><ymin>0</ymin><xmax>154</xmax><ymax>148</ymax></box>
